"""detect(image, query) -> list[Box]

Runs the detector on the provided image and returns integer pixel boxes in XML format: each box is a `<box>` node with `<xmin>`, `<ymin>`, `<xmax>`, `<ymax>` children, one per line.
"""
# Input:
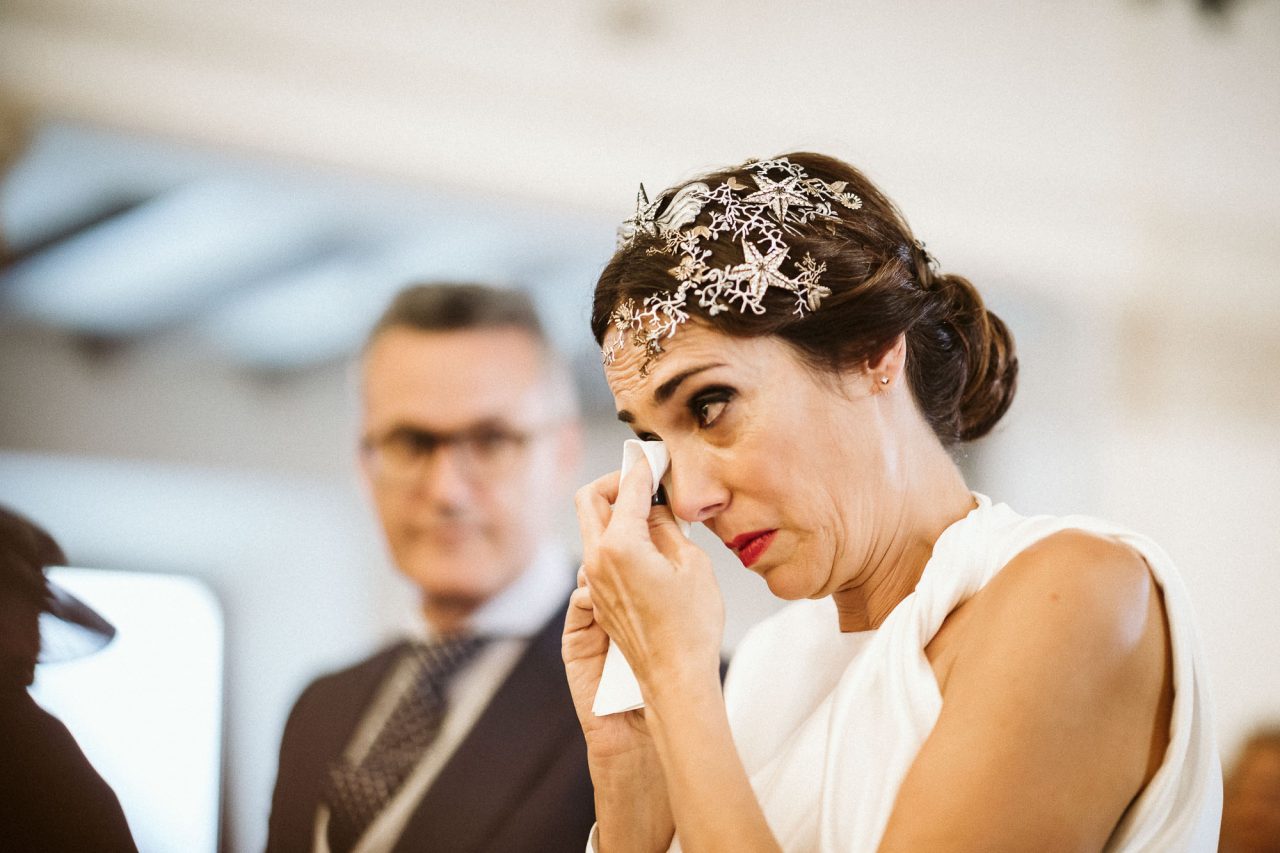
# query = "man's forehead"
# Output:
<box><xmin>363</xmin><ymin>327</ymin><xmax>550</xmax><ymax>422</ymax></box>
<box><xmin>370</xmin><ymin>324</ymin><xmax>541</xmax><ymax>358</ymax></box>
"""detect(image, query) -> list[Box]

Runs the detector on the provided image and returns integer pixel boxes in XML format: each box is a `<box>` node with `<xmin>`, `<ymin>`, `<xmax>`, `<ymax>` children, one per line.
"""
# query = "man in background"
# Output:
<box><xmin>267</xmin><ymin>283</ymin><xmax>593</xmax><ymax>852</ymax></box>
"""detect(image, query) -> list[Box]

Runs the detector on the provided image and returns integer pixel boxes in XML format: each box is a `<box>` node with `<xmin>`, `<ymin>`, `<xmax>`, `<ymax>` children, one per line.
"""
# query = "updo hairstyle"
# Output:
<box><xmin>591</xmin><ymin>152</ymin><xmax>1018</xmax><ymax>446</ymax></box>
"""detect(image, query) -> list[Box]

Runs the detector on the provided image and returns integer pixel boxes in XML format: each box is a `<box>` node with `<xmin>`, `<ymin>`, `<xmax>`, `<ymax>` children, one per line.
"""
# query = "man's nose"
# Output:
<box><xmin>410</xmin><ymin>445</ymin><xmax>476</xmax><ymax>506</ymax></box>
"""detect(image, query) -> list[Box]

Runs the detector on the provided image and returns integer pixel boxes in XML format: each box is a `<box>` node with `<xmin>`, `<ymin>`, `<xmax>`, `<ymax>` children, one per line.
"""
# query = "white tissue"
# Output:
<box><xmin>591</xmin><ymin>439</ymin><xmax>686</xmax><ymax>716</ymax></box>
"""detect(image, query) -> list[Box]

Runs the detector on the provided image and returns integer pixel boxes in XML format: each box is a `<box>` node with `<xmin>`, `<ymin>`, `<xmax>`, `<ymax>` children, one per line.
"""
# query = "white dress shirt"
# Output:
<box><xmin>313</xmin><ymin>542</ymin><xmax>575</xmax><ymax>853</ymax></box>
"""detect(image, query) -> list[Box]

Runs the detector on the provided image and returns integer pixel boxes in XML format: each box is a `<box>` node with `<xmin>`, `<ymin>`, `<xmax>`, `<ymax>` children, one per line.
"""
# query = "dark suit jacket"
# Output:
<box><xmin>266</xmin><ymin>605</ymin><xmax>594</xmax><ymax>853</ymax></box>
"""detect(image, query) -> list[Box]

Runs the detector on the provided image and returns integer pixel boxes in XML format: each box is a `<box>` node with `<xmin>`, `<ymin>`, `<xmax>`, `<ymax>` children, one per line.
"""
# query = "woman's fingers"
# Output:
<box><xmin>575</xmin><ymin>470</ymin><xmax>621</xmax><ymax>555</ymax></box>
<box><xmin>610</xmin><ymin>458</ymin><xmax>655</xmax><ymax>531</ymax></box>
<box><xmin>564</xmin><ymin>585</ymin><xmax>599</xmax><ymax>640</ymax></box>
<box><xmin>569</xmin><ymin>583</ymin><xmax>594</xmax><ymax>614</ymax></box>
<box><xmin>647</xmin><ymin>500</ymin><xmax>691</xmax><ymax>557</ymax></box>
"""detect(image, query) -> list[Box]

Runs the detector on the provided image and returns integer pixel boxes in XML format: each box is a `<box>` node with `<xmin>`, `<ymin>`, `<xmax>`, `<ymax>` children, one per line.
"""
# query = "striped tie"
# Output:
<box><xmin>323</xmin><ymin>636</ymin><xmax>487</xmax><ymax>852</ymax></box>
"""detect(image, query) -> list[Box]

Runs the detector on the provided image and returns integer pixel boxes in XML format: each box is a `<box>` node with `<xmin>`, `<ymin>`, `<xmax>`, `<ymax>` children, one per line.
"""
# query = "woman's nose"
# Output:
<box><xmin>666</xmin><ymin>450</ymin><xmax>729</xmax><ymax>524</ymax></box>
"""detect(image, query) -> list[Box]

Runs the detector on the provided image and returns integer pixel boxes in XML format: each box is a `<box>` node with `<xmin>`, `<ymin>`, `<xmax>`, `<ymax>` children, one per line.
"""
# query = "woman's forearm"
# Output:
<box><xmin>589</xmin><ymin>743</ymin><xmax>675</xmax><ymax>853</ymax></box>
<box><xmin>644</xmin><ymin>672</ymin><xmax>780</xmax><ymax>853</ymax></box>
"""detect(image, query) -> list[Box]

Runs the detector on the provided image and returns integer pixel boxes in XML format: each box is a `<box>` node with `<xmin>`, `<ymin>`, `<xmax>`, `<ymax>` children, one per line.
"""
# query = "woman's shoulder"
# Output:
<box><xmin>939</xmin><ymin>526</ymin><xmax>1172</xmax><ymax>734</ymax></box>
<box><xmin>884</xmin><ymin>523</ymin><xmax>1189</xmax><ymax>851</ymax></box>
<box><xmin>963</xmin><ymin>497</ymin><xmax>1169</xmax><ymax>632</ymax></box>
<box><xmin>999</xmin><ymin>526</ymin><xmax>1154</xmax><ymax>608</ymax></box>
<box><xmin>970</xmin><ymin>527</ymin><xmax>1163</xmax><ymax>658</ymax></box>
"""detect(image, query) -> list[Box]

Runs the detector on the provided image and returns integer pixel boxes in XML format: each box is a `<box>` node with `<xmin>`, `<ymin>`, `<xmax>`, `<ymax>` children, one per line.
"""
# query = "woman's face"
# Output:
<box><xmin>604</xmin><ymin>321</ymin><xmax>908</xmax><ymax>601</ymax></box>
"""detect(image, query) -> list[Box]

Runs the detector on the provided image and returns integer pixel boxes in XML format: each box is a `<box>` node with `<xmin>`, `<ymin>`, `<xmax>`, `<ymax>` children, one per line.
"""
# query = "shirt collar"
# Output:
<box><xmin>406</xmin><ymin>541</ymin><xmax>573</xmax><ymax>643</ymax></box>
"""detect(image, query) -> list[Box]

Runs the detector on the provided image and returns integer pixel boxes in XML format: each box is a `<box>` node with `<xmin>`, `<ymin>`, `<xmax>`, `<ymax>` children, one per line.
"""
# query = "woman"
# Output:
<box><xmin>0</xmin><ymin>506</ymin><xmax>137</xmax><ymax>852</ymax></box>
<box><xmin>562</xmin><ymin>153</ymin><xmax>1220</xmax><ymax>851</ymax></box>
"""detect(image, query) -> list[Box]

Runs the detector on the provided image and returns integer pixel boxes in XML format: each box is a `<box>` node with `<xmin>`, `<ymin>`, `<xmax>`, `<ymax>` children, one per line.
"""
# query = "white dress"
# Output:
<box><xmin>680</xmin><ymin>494</ymin><xmax>1222</xmax><ymax>852</ymax></box>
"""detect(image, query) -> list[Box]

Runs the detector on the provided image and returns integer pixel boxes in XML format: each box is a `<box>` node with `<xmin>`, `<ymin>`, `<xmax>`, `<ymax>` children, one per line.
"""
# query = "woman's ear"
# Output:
<box><xmin>866</xmin><ymin>333</ymin><xmax>907</xmax><ymax>392</ymax></box>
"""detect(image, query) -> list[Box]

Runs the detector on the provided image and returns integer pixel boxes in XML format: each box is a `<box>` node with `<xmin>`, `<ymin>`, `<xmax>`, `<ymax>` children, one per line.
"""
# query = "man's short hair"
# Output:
<box><xmin>364</xmin><ymin>282</ymin><xmax>579</xmax><ymax>418</ymax></box>
<box><xmin>366</xmin><ymin>282</ymin><xmax>550</xmax><ymax>349</ymax></box>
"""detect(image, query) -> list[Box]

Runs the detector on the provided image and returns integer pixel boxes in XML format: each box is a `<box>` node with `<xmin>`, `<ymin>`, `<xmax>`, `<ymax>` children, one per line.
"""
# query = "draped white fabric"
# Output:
<box><xmin>677</xmin><ymin>493</ymin><xmax>1221</xmax><ymax>851</ymax></box>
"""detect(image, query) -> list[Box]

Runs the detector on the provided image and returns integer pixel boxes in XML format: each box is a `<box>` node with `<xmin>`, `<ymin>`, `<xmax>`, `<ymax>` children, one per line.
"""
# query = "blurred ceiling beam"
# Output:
<box><xmin>195</xmin><ymin>215</ymin><xmax>613</xmax><ymax>372</ymax></box>
<box><xmin>0</xmin><ymin>179</ymin><xmax>340</xmax><ymax>335</ymax></box>
<box><xmin>196</xmin><ymin>253</ymin><xmax>390</xmax><ymax>372</ymax></box>
<box><xmin>2</xmin><ymin>198</ymin><xmax>146</xmax><ymax>270</ymax></box>
<box><xmin>192</xmin><ymin>225</ymin><xmax>532</xmax><ymax>372</ymax></box>
<box><xmin>0</xmin><ymin>123</ymin><xmax>238</xmax><ymax>251</ymax></box>
<box><xmin>0</xmin><ymin>123</ymin><xmax>614</xmax><ymax>372</ymax></box>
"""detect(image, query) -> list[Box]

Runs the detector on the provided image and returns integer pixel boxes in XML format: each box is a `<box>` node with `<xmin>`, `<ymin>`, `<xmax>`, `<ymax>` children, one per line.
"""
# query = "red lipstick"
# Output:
<box><xmin>728</xmin><ymin>530</ymin><xmax>777</xmax><ymax>568</ymax></box>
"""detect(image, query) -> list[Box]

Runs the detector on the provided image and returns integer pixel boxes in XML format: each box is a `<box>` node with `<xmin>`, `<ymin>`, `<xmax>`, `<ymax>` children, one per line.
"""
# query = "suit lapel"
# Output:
<box><xmin>392</xmin><ymin>604</ymin><xmax>580</xmax><ymax>852</ymax></box>
<box><xmin>271</xmin><ymin>642</ymin><xmax>408</xmax><ymax>851</ymax></box>
<box><xmin>322</xmin><ymin>645</ymin><xmax>407</xmax><ymax>757</ymax></box>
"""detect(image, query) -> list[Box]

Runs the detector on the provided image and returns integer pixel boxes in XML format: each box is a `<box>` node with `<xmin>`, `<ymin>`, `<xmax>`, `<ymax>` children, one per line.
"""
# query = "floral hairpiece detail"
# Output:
<box><xmin>604</xmin><ymin>157</ymin><xmax>862</xmax><ymax>373</ymax></box>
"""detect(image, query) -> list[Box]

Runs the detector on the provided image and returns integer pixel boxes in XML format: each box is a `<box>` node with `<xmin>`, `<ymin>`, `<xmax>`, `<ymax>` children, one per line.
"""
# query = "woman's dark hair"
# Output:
<box><xmin>591</xmin><ymin>152</ymin><xmax>1018</xmax><ymax>446</ymax></box>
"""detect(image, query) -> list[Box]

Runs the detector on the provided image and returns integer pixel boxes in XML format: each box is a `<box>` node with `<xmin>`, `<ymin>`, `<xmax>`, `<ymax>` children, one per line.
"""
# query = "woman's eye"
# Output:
<box><xmin>691</xmin><ymin>390</ymin><xmax>732</xmax><ymax>428</ymax></box>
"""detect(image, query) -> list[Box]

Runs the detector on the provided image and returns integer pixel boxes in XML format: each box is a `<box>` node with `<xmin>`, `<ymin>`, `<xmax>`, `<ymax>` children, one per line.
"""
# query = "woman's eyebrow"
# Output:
<box><xmin>615</xmin><ymin>363</ymin><xmax>725</xmax><ymax>424</ymax></box>
<box><xmin>653</xmin><ymin>363</ymin><xmax>725</xmax><ymax>405</ymax></box>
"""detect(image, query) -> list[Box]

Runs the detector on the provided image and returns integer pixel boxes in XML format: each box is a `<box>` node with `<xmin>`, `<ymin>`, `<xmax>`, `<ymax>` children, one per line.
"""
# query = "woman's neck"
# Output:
<box><xmin>831</xmin><ymin>451</ymin><xmax>975</xmax><ymax>633</ymax></box>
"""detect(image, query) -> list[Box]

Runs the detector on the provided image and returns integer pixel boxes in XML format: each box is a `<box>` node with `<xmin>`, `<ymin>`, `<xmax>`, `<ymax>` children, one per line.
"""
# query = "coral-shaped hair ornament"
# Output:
<box><xmin>605</xmin><ymin>157</ymin><xmax>861</xmax><ymax>374</ymax></box>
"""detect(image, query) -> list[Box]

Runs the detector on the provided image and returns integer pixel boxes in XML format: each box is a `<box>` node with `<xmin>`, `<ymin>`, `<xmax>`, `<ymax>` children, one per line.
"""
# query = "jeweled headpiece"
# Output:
<box><xmin>604</xmin><ymin>157</ymin><xmax>862</xmax><ymax>373</ymax></box>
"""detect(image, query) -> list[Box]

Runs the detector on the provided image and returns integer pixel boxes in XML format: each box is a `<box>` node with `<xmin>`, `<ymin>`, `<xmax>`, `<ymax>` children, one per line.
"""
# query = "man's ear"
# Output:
<box><xmin>554</xmin><ymin>419</ymin><xmax>584</xmax><ymax>489</ymax></box>
<box><xmin>355</xmin><ymin>437</ymin><xmax>377</xmax><ymax>499</ymax></box>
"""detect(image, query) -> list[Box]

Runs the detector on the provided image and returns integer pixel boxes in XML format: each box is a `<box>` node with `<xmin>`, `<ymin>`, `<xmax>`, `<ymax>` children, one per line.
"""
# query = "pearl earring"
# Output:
<box><xmin>880</xmin><ymin>376</ymin><xmax>890</xmax><ymax>385</ymax></box>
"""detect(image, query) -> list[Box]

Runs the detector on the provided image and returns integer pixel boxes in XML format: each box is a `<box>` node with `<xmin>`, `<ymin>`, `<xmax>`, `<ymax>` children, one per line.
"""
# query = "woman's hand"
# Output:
<box><xmin>567</xmin><ymin>465</ymin><xmax>779</xmax><ymax>853</ymax></box>
<box><xmin>562</xmin><ymin>467</ymin><xmax>689</xmax><ymax>852</ymax></box>
<box><xmin>561</xmin><ymin>557</ymin><xmax>654</xmax><ymax>759</ymax></box>
<box><xmin>577</xmin><ymin>463</ymin><xmax>724</xmax><ymax>708</ymax></box>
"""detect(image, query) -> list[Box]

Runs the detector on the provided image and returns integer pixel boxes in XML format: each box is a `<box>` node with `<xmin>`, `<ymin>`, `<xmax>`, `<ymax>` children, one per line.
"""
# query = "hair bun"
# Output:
<box><xmin>928</xmin><ymin>273</ymin><xmax>1018</xmax><ymax>442</ymax></box>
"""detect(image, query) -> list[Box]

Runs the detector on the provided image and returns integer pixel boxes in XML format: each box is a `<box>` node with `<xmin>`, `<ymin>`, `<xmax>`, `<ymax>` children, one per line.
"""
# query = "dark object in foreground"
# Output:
<box><xmin>0</xmin><ymin>505</ymin><xmax>137</xmax><ymax>852</ymax></box>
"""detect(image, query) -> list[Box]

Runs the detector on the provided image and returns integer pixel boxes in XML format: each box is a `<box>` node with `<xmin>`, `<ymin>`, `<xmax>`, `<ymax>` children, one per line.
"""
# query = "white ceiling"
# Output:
<box><xmin>1</xmin><ymin>0</ymin><xmax>1277</xmax><ymax>347</ymax></box>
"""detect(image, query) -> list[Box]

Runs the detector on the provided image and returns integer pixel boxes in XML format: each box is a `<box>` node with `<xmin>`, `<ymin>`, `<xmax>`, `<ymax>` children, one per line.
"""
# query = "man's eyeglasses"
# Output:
<box><xmin>361</xmin><ymin>423</ymin><xmax>546</xmax><ymax>485</ymax></box>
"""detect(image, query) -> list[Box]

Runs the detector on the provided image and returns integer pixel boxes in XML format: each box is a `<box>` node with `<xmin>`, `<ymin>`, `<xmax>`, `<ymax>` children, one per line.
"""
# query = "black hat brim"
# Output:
<box><xmin>38</xmin><ymin>581</ymin><xmax>117</xmax><ymax>663</ymax></box>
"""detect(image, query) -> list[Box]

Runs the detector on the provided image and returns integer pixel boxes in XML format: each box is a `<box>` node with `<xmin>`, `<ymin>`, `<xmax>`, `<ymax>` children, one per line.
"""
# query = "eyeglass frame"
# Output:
<box><xmin>359</xmin><ymin>419</ymin><xmax>563</xmax><ymax>485</ymax></box>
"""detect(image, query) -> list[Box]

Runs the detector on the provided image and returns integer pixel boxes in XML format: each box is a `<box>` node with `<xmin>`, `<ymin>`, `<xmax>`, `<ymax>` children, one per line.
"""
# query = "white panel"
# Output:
<box><xmin>31</xmin><ymin>569</ymin><xmax>223</xmax><ymax>853</ymax></box>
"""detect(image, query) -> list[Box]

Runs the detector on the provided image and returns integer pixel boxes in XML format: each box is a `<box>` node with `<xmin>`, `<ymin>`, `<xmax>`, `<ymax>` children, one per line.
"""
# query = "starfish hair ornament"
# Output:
<box><xmin>604</xmin><ymin>157</ymin><xmax>859</xmax><ymax>373</ymax></box>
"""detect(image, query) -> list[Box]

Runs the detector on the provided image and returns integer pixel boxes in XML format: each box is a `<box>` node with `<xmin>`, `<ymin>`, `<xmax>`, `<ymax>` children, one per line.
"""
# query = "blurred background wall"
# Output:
<box><xmin>1</xmin><ymin>1</ymin><xmax>1277</xmax><ymax>850</ymax></box>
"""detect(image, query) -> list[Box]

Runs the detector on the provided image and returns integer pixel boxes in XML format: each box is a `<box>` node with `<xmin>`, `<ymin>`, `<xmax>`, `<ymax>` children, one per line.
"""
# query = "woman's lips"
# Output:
<box><xmin>729</xmin><ymin>530</ymin><xmax>777</xmax><ymax>568</ymax></box>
